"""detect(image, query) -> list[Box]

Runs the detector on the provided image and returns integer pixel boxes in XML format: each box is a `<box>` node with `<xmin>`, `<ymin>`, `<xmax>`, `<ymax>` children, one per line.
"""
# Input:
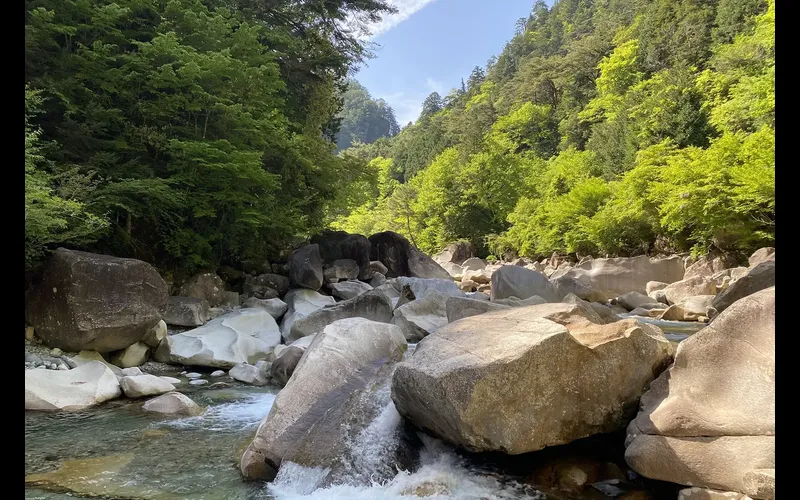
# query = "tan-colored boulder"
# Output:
<box><xmin>625</xmin><ymin>287</ymin><xmax>774</xmax><ymax>498</ymax></box>
<box><xmin>748</xmin><ymin>247</ymin><xmax>775</xmax><ymax>267</ymax></box>
<box><xmin>557</xmin><ymin>255</ymin><xmax>685</xmax><ymax>297</ymax></box>
<box><xmin>111</xmin><ymin>342</ymin><xmax>150</xmax><ymax>368</ymax></box>
<box><xmin>391</xmin><ymin>307</ymin><xmax>673</xmax><ymax>454</ymax></box>
<box><xmin>142</xmin><ymin>391</ymin><xmax>203</xmax><ymax>417</ymax></box>
<box><xmin>663</xmin><ymin>276</ymin><xmax>717</xmax><ymax>305</ymax></box>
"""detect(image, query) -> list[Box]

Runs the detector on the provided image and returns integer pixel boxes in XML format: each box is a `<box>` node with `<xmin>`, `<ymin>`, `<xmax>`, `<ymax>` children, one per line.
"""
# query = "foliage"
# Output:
<box><xmin>334</xmin><ymin>0</ymin><xmax>774</xmax><ymax>260</ymax></box>
<box><xmin>25</xmin><ymin>0</ymin><xmax>393</xmax><ymax>272</ymax></box>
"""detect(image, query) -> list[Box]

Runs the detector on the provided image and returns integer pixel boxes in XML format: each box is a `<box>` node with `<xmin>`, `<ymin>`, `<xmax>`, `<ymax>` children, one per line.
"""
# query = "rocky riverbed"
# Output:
<box><xmin>24</xmin><ymin>232</ymin><xmax>775</xmax><ymax>499</ymax></box>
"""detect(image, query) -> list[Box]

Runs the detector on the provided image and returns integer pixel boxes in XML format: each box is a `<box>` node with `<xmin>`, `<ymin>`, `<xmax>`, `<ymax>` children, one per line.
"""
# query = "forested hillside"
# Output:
<box><xmin>333</xmin><ymin>0</ymin><xmax>775</xmax><ymax>261</ymax></box>
<box><xmin>24</xmin><ymin>0</ymin><xmax>394</xmax><ymax>275</ymax></box>
<box><xmin>335</xmin><ymin>79</ymin><xmax>400</xmax><ymax>151</ymax></box>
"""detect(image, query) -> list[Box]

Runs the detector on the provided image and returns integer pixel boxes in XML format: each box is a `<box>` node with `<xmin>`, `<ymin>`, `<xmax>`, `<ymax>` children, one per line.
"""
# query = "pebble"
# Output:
<box><xmin>210</xmin><ymin>370</ymin><xmax>226</xmax><ymax>377</ymax></box>
<box><xmin>159</xmin><ymin>376</ymin><xmax>182</xmax><ymax>384</ymax></box>
<box><xmin>50</xmin><ymin>348</ymin><xmax>63</xmax><ymax>356</ymax></box>
<box><xmin>36</xmin><ymin>366</ymin><xmax>46</xmax><ymax>370</ymax></box>
<box><xmin>58</xmin><ymin>364</ymin><xmax>69</xmax><ymax>371</ymax></box>
<box><xmin>189</xmin><ymin>379</ymin><xmax>209</xmax><ymax>386</ymax></box>
<box><xmin>180</xmin><ymin>371</ymin><xmax>187</xmax><ymax>375</ymax></box>
<box><xmin>185</xmin><ymin>372</ymin><xmax>202</xmax><ymax>379</ymax></box>
<box><xmin>48</xmin><ymin>363</ymin><xmax>58</xmax><ymax>370</ymax></box>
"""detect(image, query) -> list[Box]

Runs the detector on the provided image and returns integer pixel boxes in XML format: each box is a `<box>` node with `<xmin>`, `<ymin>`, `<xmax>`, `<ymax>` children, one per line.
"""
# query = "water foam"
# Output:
<box><xmin>267</xmin><ymin>434</ymin><xmax>543</xmax><ymax>500</ymax></box>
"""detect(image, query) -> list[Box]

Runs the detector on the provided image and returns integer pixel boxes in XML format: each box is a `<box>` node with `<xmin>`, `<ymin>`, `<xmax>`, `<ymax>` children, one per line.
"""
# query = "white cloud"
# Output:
<box><xmin>365</xmin><ymin>0</ymin><xmax>438</xmax><ymax>39</ymax></box>
<box><xmin>381</xmin><ymin>91</ymin><xmax>423</xmax><ymax>126</ymax></box>
<box><xmin>425</xmin><ymin>77</ymin><xmax>445</xmax><ymax>94</ymax></box>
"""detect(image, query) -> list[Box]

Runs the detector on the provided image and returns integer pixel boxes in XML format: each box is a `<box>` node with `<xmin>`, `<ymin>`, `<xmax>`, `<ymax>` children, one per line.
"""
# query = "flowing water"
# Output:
<box><xmin>618</xmin><ymin>314</ymin><xmax>707</xmax><ymax>343</ymax></box>
<box><xmin>26</xmin><ymin>320</ymin><xmax>701</xmax><ymax>500</ymax></box>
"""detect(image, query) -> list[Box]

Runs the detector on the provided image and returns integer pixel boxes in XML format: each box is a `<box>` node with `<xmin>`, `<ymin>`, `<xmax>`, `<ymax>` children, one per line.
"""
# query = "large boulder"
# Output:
<box><xmin>289</xmin><ymin>244</ymin><xmax>324</xmax><ymax>291</ymax></box>
<box><xmin>748</xmin><ymin>247</ymin><xmax>775</xmax><ymax>267</ymax></box>
<box><xmin>712</xmin><ymin>261</ymin><xmax>775</xmax><ymax>313</ymax></box>
<box><xmin>493</xmin><ymin>295</ymin><xmax>548</xmax><ymax>307</ymax></box>
<box><xmin>119</xmin><ymin>374</ymin><xmax>175</xmax><ymax>398</ymax></box>
<box><xmin>279</xmin><ymin>289</ymin><xmax>336</xmax><ymax>337</ymax></box>
<box><xmin>433</xmin><ymin>241</ymin><xmax>475</xmax><ymax>265</ymax></box>
<box><xmin>393</xmin><ymin>277</ymin><xmax>463</xmax><ymax>299</ymax></box>
<box><xmin>551</xmin><ymin>276</ymin><xmax>608</xmax><ymax>303</ymax></box>
<box><xmin>663</xmin><ymin>276</ymin><xmax>717</xmax><ymax>306</ymax></box>
<box><xmin>461</xmin><ymin>258</ymin><xmax>487</xmax><ymax>271</ymax></box>
<box><xmin>243</xmin><ymin>273</ymin><xmax>290</xmax><ymax>299</ymax></box>
<box><xmin>163</xmin><ymin>296</ymin><xmax>210</xmax><ymax>327</ymax></box>
<box><xmin>240</xmin><ymin>318</ymin><xmax>408</xmax><ymax>481</ymax></box>
<box><xmin>445</xmin><ymin>296</ymin><xmax>510</xmax><ymax>323</ymax></box>
<box><xmin>311</xmin><ymin>230</ymin><xmax>372</xmax><ymax>281</ymax></box>
<box><xmin>242</xmin><ymin>297</ymin><xmax>288</xmax><ymax>320</ymax></box>
<box><xmin>329</xmin><ymin>280</ymin><xmax>373</xmax><ymax>300</ymax></box>
<box><xmin>178</xmin><ymin>272</ymin><xmax>226</xmax><ymax>307</ymax></box>
<box><xmin>490</xmin><ymin>266</ymin><xmax>559</xmax><ymax>302</ymax></box>
<box><xmin>684</xmin><ymin>255</ymin><xmax>739</xmax><ymax>280</ymax></box>
<box><xmin>25</xmin><ymin>249</ymin><xmax>168</xmax><ymax>353</ymax></box>
<box><xmin>25</xmin><ymin>361</ymin><xmax>122</xmax><ymax>411</ymax></box>
<box><xmin>618</xmin><ymin>291</ymin><xmax>661</xmax><ymax>311</ymax></box>
<box><xmin>284</xmin><ymin>289</ymin><xmax>393</xmax><ymax>343</ymax></box>
<box><xmin>368</xmin><ymin>231</ymin><xmax>450</xmax><ymax>280</ymax></box>
<box><xmin>391</xmin><ymin>290</ymin><xmax>450</xmax><ymax>342</ymax></box>
<box><xmin>440</xmin><ymin>262</ymin><xmax>464</xmax><ymax>280</ymax></box>
<box><xmin>322</xmin><ymin>259</ymin><xmax>360</xmax><ymax>283</ymax></box>
<box><xmin>142</xmin><ymin>391</ymin><xmax>203</xmax><ymax>417</ymax></box>
<box><xmin>625</xmin><ymin>287</ymin><xmax>775</xmax><ymax>498</ymax></box>
<box><xmin>392</xmin><ymin>307</ymin><xmax>673</xmax><ymax>454</ymax></box>
<box><xmin>556</xmin><ymin>255</ymin><xmax>685</xmax><ymax>298</ymax></box>
<box><xmin>155</xmin><ymin>308</ymin><xmax>281</xmax><ymax>368</ymax></box>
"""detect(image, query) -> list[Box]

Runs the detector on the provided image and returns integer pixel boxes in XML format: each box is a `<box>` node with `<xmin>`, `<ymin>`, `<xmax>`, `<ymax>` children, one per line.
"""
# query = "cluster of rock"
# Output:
<box><xmin>24</xmin><ymin>236</ymin><xmax>775</xmax><ymax>499</ymax></box>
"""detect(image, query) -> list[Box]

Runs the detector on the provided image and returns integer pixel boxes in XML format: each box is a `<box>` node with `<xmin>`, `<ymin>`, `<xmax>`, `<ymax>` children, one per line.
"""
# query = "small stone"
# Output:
<box><xmin>36</xmin><ymin>365</ymin><xmax>46</xmax><ymax>370</ymax></box>
<box><xmin>189</xmin><ymin>379</ymin><xmax>208</xmax><ymax>386</ymax></box>
<box><xmin>50</xmin><ymin>348</ymin><xmax>63</xmax><ymax>356</ymax></box>
<box><xmin>57</xmin><ymin>364</ymin><xmax>70</xmax><ymax>371</ymax></box>
<box><xmin>48</xmin><ymin>363</ymin><xmax>58</xmax><ymax>370</ymax></box>
<box><xmin>25</xmin><ymin>326</ymin><xmax>35</xmax><ymax>341</ymax></box>
<box><xmin>180</xmin><ymin>371</ymin><xmax>187</xmax><ymax>375</ymax></box>
<box><xmin>185</xmin><ymin>372</ymin><xmax>202</xmax><ymax>379</ymax></box>
<box><xmin>698</xmin><ymin>316</ymin><xmax>710</xmax><ymax>323</ymax></box>
<box><xmin>210</xmin><ymin>370</ymin><xmax>226</xmax><ymax>377</ymax></box>
<box><xmin>159</xmin><ymin>376</ymin><xmax>182</xmax><ymax>384</ymax></box>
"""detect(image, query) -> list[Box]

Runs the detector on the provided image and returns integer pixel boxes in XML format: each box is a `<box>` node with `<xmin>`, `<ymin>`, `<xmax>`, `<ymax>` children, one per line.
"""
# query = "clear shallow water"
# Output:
<box><xmin>618</xmin><ymin>314</ymin><xmax>707</xmax><ymax>343</ymax></box>
<box><xmin>26</xmin><ymin>334</ymin><xmax>685</xmax><ymax>500</ymax></box>
<box><xmin>25</xmin><ymin>383</ymin><xmax>549</xmax><ymax>500</ymax></box>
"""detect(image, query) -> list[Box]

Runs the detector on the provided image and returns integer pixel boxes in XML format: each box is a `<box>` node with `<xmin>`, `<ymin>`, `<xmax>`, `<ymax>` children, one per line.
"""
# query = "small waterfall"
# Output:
<box><xmin>267</xmin><ymin>342</ymin><xmax>544</xmax><ymax>500</ymax></box>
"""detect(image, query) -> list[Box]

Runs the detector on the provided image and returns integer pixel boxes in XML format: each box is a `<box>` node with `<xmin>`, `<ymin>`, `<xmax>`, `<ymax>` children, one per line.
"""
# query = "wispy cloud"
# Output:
<box><xmin>382</xmin><ymin>91</ymin><xmax>423</xmax><ymax>126</ymax></box>
<box><xmin>365</xmin><ymin>0</ymin><xmax>438</xmax><ymax>39</ymax></box>
<box><xmin>425</xmin><ymin>77</ymin><xmax>445</xmax><ymax>94</ymax></box>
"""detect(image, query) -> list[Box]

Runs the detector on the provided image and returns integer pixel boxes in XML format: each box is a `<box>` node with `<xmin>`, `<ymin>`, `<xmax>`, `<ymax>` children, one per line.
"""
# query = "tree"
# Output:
<box><xmin>420</xmin><ymin>92</ymin><xmax>444</xmax><ymax>120</ymax></box>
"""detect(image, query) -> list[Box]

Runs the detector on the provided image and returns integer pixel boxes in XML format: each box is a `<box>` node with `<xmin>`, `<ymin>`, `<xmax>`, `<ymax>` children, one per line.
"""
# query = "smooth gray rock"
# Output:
<box><xmin>284</xmin><ymin>289</ymin><xmax>393</xmax><ymax>343</ymax></box>
<box><xmin>490</xmin><ymin>266</ymin><xmax>559</xmax><ymax>302</ymax></box>
<box><xmin>164</xmin><ymin>296</ymin><xmax>210</xmax><ymax>327</ymax></box>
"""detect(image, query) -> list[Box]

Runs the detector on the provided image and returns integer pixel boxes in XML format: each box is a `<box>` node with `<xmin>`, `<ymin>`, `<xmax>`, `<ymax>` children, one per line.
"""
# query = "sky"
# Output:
<box><xmin>353</xmin><ymin>0</ymin><xmax>537</xmax><ymax>126</ymax></box>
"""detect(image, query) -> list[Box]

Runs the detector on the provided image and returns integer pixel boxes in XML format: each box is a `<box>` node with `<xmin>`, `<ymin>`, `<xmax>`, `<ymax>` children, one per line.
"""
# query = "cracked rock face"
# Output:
<box><xmin>391</xmin><ymin>304</ymin><xmax>674</xmax><ymax>455</ymax></box>
<box><xmin>625</xmin><ymin>287</ymin><xmax>774</xmax><ymax>499</ymax></box>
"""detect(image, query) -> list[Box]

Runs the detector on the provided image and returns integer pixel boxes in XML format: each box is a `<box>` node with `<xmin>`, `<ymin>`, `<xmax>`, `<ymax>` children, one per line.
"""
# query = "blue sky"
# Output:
<box><xmin>353</xmin><ymin>0</ymin><xmax>537</xmax><ymax>125</ymax></box>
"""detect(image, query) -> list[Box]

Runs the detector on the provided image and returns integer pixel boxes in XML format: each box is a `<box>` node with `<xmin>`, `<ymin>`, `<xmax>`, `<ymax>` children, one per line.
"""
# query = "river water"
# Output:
<box><xmin>25</xmin><ymin>318</ymin><xmax>703</xmax><ymax>500</ymax></box>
